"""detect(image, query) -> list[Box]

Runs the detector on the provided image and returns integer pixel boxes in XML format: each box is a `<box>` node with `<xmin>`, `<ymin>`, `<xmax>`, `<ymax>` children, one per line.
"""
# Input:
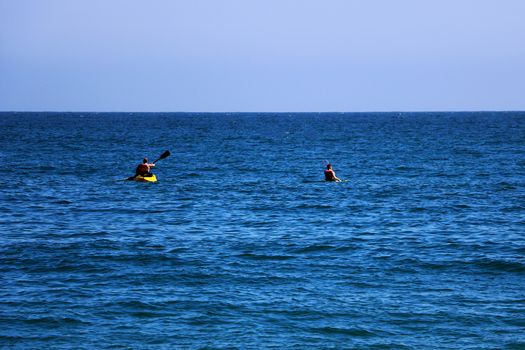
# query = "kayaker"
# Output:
<box><xmin>324</xmin><ymin>164</ymin><xmax>341</xmax><ymax>182</ymax></box>
<box><xmin>135</xmin><ymin>158</ymin><xmax>155</xmax><ymax>177</ymax></box>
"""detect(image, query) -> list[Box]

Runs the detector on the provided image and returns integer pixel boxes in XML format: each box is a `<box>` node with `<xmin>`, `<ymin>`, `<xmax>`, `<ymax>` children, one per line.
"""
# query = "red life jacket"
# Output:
<box><xmin>324</xmin><ymin>169</ymin><xmax>336</xmax><ymax>181</ymax></box>
<box><xmin>136</xmin><ymin>163</ymin><xmax>150</xmax><ymax>175</ymax></box>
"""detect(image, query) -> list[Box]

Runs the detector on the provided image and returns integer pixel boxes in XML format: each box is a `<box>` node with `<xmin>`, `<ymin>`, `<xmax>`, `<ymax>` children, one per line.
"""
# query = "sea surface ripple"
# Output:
<box><xmin>1</xmin><ymin>112</ymin><xmax>524</xmax><ymax>349</ymax></box>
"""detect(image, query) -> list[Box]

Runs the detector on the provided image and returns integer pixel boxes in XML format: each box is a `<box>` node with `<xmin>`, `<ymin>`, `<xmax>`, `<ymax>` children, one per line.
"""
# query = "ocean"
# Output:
<box><xmin>1</xmin><ymin>112</ymin><xmax>524</xmax><ymax>349</ymax></box>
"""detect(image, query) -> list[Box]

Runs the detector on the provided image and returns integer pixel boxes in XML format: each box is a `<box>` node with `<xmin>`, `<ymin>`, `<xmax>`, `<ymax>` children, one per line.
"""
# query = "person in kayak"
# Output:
<box><xmin>135</xmin><ymin>158</ymin><xmax>155</xmax><ymax>177</ymax></box>
<box><xmin>324</xmin><ymin>164</ymin><xmax>341</xmax><ymax>182</ymax></box>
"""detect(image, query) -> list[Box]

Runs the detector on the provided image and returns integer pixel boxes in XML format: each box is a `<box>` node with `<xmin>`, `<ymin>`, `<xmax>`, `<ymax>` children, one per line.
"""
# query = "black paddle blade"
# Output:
<box><xmin>159</xmin><ymin>150</ymin><xmax>171</xmax><ymax>159</ymax></box>
<box><xmin>153</xmin><ymin>150</ymin><xmax>171</xmax><ymax>163</ymax></box>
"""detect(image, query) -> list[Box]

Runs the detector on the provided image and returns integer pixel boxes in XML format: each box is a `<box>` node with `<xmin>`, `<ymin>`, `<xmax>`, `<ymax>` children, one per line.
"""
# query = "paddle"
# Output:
<box><xmin>153</xmin><ymin>150</ymin><xmax>171</xmax><ymax>164</ymax></box>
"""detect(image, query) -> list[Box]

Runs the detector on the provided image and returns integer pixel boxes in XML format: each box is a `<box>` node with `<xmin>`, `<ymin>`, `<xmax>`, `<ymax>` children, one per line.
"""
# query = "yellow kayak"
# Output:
<box><xmin>129</xmin><ymin>174</ymin><xmax>157</xmax><ymax>183</ymax></box>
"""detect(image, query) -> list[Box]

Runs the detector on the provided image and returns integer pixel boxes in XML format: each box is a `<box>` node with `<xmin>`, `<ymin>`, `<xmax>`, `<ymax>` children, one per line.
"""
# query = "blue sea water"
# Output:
<box><xmin>1</xmin><ymin>112</ymin><xmax>524</xmax><ymax>349</ymax></box>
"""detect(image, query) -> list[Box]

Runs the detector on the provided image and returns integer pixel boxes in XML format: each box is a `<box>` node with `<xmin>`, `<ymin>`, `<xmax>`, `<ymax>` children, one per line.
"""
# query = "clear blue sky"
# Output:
<box><xmin>1</xmin><ymin>0</ymin><xmax>524</xmax><ymax>112</ymax></box>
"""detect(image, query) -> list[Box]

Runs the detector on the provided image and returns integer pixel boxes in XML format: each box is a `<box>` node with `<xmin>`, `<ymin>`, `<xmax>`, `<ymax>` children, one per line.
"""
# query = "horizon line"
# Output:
<box><xmin>1</xmin><ymin>110</ymin><xmax>524</xmax><ymax>114</ymax></box>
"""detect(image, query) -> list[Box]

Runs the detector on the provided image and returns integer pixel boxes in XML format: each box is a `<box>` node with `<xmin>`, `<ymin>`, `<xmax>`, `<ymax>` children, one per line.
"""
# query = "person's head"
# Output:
<box><xmin>326</xmin><ymin>164</ymin><xmax>332</xmax><ymax>170</ymax></box>
<box><xmin>143</xmin><ymin>158</ymin><xmax>148</xmax><ymax>164</ymax></box>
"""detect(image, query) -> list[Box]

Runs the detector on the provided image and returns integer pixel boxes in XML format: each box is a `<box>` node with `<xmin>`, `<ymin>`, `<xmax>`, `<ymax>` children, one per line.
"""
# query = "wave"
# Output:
<box><xmin>396</xmin><ymin>257</ymin><xmax>525</xmax><ymax>273</ymax></box>
<box><xmin>311</xmin><ymin>326</ymin><xmax>377</xmax><ymax>337</ymax></box>
<box><xmin>20</xmin><ymin>316</ymin><xmax>90</xmax><ymax>326</ymax></box>
<box><xmin>237</xmin><ymin>253</ymin><xmax>295</xmax><ymax>261</ymax></box>
<box><xmin>292</xmin><ymin>244</ymin><xmax>335</xmax><ymax>253</ymax></box>
<box><xmin>294</xmin><ymin>204</ymin><xmax>335</xmax><ymax>210</ymax></box>
<box><xmin>471</xmin><ymin>258</ymin><xmax>525</xmax><ymax>272</ymax></box>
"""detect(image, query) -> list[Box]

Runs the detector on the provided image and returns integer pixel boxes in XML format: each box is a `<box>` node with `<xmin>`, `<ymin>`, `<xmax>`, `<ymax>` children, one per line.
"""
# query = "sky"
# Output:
<box><xmin>1</xmin><ymin>0</ymin><xmax>524</xmax><ymax>112</ymax></box>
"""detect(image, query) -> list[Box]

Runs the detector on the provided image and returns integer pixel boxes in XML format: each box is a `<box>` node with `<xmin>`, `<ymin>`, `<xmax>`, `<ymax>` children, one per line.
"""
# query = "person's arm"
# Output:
<box><xmin>147</xmin><ymin>163</ymin><xmax>156</xmax><ymax>167</ymax></box>
<box><xmin>333</xmin><ymin>172</ymin><xmax>341</xmax><ymax>182</ymax></box>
